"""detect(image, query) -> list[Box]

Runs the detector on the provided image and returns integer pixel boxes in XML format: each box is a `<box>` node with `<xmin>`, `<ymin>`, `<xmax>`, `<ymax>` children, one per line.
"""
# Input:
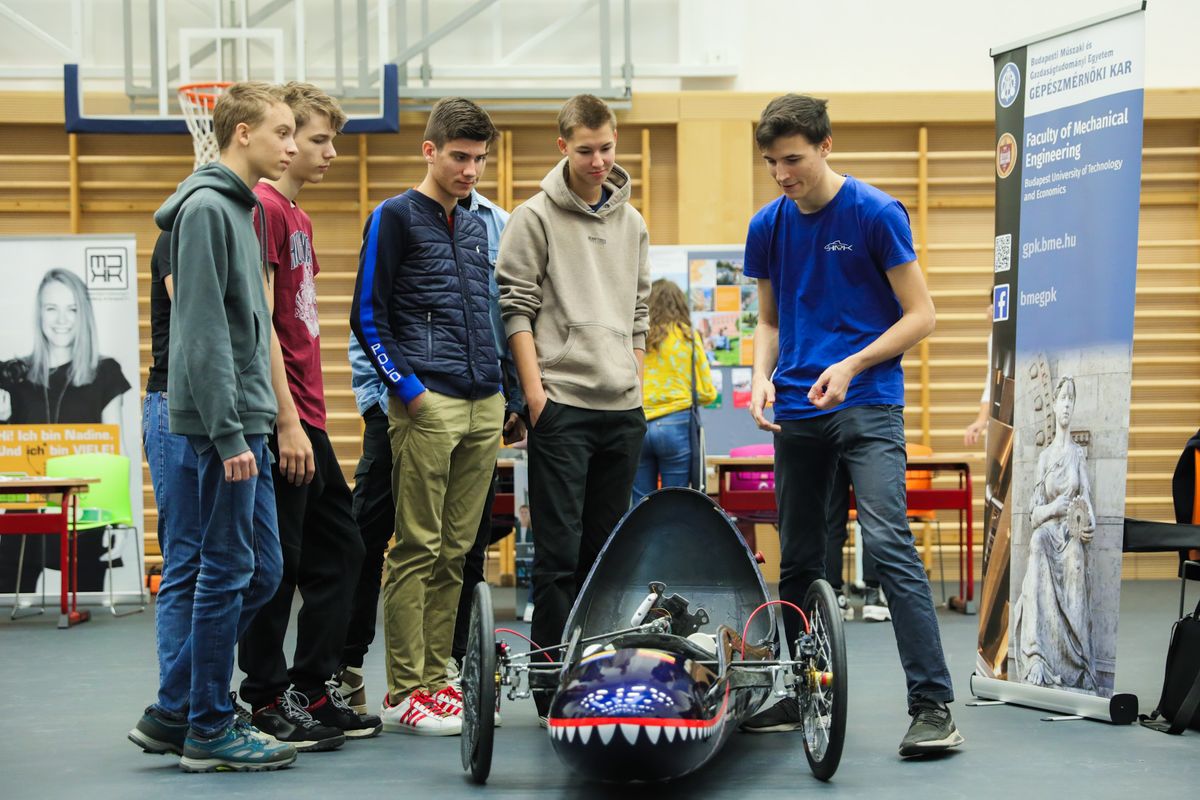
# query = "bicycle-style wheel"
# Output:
<box><xmin>800</xmin><ymin>578</ymin><xmax>847</xmax><ymax>781</ymax></box>
<box><xmin>460</xmin><ymin>582</ymin><xmax>497</xmax><ymax>784</ymax></box>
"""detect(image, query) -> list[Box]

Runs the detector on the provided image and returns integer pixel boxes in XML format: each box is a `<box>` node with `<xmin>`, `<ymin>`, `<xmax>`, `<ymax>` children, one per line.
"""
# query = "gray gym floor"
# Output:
<box><xmin>3</xmin><ymin>581</ymin><xmax>1198</xmax><ymax>799</ymax></box>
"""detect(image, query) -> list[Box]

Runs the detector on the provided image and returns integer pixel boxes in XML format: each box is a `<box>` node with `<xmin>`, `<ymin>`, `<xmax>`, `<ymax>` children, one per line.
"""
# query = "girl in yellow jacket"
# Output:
<box><xmin>632</xmin><ymin>279</ymin><xmax>717</xmax><ymax>503</ymax></box>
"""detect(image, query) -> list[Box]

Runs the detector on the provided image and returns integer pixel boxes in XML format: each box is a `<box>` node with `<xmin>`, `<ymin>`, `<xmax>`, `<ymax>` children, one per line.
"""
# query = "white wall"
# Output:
<box><xmin>0</xmin><ymin>0</ymin><xmax>1194</xmax><ymax>95</ymax></box>
<box><xmin>704</xmin><ymin>0</ymin><xmax>1197</xmax><ymax>92</ymax></box>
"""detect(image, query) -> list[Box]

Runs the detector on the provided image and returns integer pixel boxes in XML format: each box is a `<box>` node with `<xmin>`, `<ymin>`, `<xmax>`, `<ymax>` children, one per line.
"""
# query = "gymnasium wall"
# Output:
<box><xmin>0</xmin><ymin>88</ymin><xmax>1196</xmax><ymax>579</ymax></box>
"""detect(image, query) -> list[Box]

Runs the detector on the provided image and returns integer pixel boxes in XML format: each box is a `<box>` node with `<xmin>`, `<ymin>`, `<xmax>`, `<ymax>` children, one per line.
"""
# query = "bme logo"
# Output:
<box><xmin>993</xmin><ymin>284</ymin><xmax>1010</xmax><ymax>322</ymax></box>
<box><xmin>824</xmin><ymin>240</ymin><xmax>853</xmax><ymax>252</ymax></box>
<box><xmin>84</xmin><ymin>247</ymin><xmax>129</xmax><ymax>291</ymax></box>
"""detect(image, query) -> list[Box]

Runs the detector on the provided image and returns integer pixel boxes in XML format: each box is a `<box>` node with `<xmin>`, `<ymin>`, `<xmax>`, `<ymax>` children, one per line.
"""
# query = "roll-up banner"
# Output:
<box><xmin>0</xmin><ymin>235</ymin><xmax>145</xmax><ymax>606</ymax></box>
<box><xmin>974</xmin><ymin>4</ymin><xmax>1146</xmax><ymax>720</ymax></box>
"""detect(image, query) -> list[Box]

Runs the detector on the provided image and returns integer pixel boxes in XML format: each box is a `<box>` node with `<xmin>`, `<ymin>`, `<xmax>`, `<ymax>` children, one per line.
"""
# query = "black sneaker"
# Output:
<box><xmin>230</xmin><ymin>692</ymin><xmax>256</xmax><ymax>729</ymax></box>
<box><xmin>128</xmin><ymin>705</ymin><xmax>189</xmax><ymax>755</ymax></box>
<box><xmin>251</xmin><ymin>689</ymin><xmax>345</xmax><ymax>752</ymax></box>
<box><xmin>741</xmin><ymin>697</ymin><xmax>802</xmax><ymax>733</ymax></box>
<box><xmin>306</xmin><ymin>686</ymin><xmax>383</xmax><ymax>739</ymax></box>
<box><xmin>899</xmin><ymin>699</ymin><xmax>964</xmax><ymax>757</ymax></box>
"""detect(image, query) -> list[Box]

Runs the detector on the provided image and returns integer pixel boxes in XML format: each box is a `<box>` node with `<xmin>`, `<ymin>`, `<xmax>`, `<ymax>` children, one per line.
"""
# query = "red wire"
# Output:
<box><xmin>740</xmin><ymin>600</ymin><xmax>810</xmax><ymax>659</ymax></box>
<box><xmin>494</xmin><ymin>627</ymin><xmax>555</xmax><ymax>662</ymax></box>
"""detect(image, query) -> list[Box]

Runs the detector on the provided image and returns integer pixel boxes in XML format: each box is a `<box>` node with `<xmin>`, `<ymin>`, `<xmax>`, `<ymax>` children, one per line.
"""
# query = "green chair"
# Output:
<box><xmin>43</xmin><ymin>453</ymin><xmax>145</xmax><ymax>617</ymax></box>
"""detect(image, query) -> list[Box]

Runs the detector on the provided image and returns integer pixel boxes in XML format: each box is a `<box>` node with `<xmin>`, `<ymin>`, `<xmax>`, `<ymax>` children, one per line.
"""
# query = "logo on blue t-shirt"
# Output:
<box><xmin>997</xmin><ymin>62</ymin><xmax>1021</xmax><ymax>108</ymax></box>
<box><xmin>993</xmin><ymin>284</ymin><xmax>1010</xmax><ymax>322</ymax></box>
<box><xmin>823</xmin><ymin>240</ymin><xmax>853</xmax><ymax>252</ymax></box>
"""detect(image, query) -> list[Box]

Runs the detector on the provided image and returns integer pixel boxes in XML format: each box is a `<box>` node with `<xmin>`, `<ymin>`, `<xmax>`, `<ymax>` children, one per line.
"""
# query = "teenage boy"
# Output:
<box><xmin>135</xmin><ymin>82</ymin><xmax>298</xmax><ymax>772</ymax></box>
<box><xmin>496</xmin><ymin>94</ymin><xmax>649</xmax><ymax>717</ymax></box>
<box><xmin>742</xmin><ymin>94</ymin><xmax>962</xmax><ymax>757</ymax></box>
<box><xmin>350</xmin><ymin>97</ymin><xmax>504</xmax><ymax>735</ymax></box>
<box><xmin>336</xmin><ymin>185</ymin><xmax>523</xmax><ymax>716</ymax></box>
<box><xmin>236</xmin><ymin>82</ymin><xmax>379</xmax><ymax>747</ymax></box>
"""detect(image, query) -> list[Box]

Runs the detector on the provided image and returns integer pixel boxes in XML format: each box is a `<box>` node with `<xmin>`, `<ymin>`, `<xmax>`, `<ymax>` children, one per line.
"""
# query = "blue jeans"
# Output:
<box><xmin>142</xmin><ymin>392</ymin><xmax>202</xmax><ymax>716</ymax></box>
<box><xmin>632</xmin><ymin>410</ymin><xmax>692</xmax><ymax>505</ymax></box>
<box><xmin>774</xmin><ymin>405</ymin><xmax>954</xmax><ymax>706</ymax></box>
<box><xmin>157</xmin><ymin>433</ymin><xmax>281</xmax><ymax>736</ymax></box>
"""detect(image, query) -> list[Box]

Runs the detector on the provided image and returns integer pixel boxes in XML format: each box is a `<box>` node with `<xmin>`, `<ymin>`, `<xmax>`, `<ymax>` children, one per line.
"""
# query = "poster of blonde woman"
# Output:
<box><xmin>0</xmin><ymin>235</ymin><xmax>143</xmax><ymax>604</ymax></box>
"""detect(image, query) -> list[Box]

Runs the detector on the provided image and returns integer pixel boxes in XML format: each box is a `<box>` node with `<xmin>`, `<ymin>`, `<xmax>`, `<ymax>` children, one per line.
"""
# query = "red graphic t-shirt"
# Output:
<box><xmin>254</xmin><ymin>182</ymin><xmax>326</xmax><ymax>429</ymax></box>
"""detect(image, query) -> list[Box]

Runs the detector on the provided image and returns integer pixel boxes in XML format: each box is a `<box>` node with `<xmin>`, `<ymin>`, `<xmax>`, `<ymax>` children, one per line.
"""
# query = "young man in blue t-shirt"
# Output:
<box><xmin>743</xmin><ymin>94</ymin><xmax>962</xmax><ymax>757</ymax></box>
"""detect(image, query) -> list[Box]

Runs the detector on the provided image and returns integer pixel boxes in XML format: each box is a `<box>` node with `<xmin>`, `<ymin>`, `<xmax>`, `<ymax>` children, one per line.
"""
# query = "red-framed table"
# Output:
<box><xmin>708</xmin><ymin>455</ymin><xmax>975</xmax><ymax>613</ymax></box>
<box><xmin>0</xmin><ymin>476</ymin><xmax>97</xmax><ymax>628</ymax></box>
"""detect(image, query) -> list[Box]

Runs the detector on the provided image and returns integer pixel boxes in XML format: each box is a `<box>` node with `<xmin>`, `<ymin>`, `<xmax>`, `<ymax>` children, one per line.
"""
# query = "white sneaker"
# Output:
<box><xmin>862</xmin><ymin>586</ymin><xmax>892</xmax><ymax>622</ymax></box>
<box><xmin>433</xmin><ymin>684</ymin><xmax>502</xmax><ymax>727</ymax></box>
<box><xmin>380</xmin><ymin>690</ymin><xmax>461</xmax><ymax>736</ymax></box>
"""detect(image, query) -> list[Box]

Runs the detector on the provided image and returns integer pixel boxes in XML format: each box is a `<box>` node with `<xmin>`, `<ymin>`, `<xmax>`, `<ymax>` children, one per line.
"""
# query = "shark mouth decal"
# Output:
<box><xmin>548</xmin><ymin>684</ymin><xmax>731</xmax><ymax>746</ymax></box>
<box><xmin>549</xmin><ymin>720</ymin><xmax>720</xmax><ymax>745</ymax></box>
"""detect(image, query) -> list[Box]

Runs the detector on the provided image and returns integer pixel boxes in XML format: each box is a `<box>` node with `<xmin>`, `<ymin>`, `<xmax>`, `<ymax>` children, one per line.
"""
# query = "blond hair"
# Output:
<box><xmin>557</xmin><ymin>94</ymin><xmax>616</xmax><ymax>139</ymax></box>
<box><xmin>278</xmin><ymin>81</ymin><xmax>346</xmax><ymax>134</ymax></box>
<box><xmin>213</xmin><ymin>81</ymin><xmax>287</xmax><ymax>151</ymax></box>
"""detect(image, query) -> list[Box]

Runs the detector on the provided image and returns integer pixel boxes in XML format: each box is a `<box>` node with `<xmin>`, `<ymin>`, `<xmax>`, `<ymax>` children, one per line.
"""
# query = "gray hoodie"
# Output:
<box><xmin>496</xmin><ymin>159</ymin><xmax>649</xmax><ymax>411</ymax></box>
<box><xmin>154</xmin><ymin>163</ymin><xmax>276</xmax><ymax>460</ymax></box>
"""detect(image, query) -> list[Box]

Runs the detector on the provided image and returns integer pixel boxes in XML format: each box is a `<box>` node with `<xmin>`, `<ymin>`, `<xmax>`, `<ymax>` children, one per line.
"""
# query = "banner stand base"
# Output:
<box><xmin>970</xmin><ymin>674</ymin><xmax>1138</xmax><ymax>724</ymax></box>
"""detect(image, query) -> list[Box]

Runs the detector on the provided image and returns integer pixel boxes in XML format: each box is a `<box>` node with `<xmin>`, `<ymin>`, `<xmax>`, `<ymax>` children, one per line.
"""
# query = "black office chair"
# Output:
<box><xmin>1123</xmin><ymin>428</ymin><xmax>1200</xmax><ymax>617</ymax></box>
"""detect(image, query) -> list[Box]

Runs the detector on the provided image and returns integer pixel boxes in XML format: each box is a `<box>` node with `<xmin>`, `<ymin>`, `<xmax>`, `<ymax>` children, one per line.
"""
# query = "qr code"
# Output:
<box><xmin>994</xmin><ymin>234</ymin><xmax>1011</xmax><ymax>273</ymax></box>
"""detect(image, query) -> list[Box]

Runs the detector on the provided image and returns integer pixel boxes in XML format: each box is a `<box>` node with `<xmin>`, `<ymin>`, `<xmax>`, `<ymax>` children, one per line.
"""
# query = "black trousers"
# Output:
<box><xmin>527</xmin><ymin>401</ymin><xmax>645</xmax><ymax>711</ymax></box>
<box><xmin>451</xmin><ymin>469</ymin><xmax>506</xmax><ymax>662</ymax></box>
<box><xmin>824</xmin><ymin>460</ymin><xmax>880</xmax><ymax>591</ymax></box>
<box><xmin>238</xmin><ymin>423</ymin><xmax>365</xmax><ymax>707</ymax></box>
<box><xmin>341</xmin><ymin>405</ymin><xmax>396</xmax><ymax>669</ymax></box>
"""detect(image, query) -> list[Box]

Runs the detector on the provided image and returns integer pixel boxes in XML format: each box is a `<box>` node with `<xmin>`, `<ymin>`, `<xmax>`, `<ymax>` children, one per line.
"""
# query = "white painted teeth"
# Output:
<box><xmin>552</xmin><ymin>722</ymin><xmax>715</xmax><ymax>744</ymax></box>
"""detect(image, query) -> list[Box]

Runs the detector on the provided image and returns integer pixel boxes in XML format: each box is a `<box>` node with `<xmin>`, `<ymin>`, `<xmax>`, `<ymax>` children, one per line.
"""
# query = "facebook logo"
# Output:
<box><xmin>993</xmin><ymin>284</ymin><xmax>1010</xmax><ymax>322</ymax></box>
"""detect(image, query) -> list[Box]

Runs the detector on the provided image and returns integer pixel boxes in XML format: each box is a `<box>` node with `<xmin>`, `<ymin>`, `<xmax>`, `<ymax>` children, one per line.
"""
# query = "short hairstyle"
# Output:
<box><xmin>28</xmin><ymin>268</ymin><xmax>98</xmax><ymax>387</ymax></box>
<box><xmin>557</xmin><ymin>94</ymin><xmax>616</xmax><ymax>139</ymax></box>
<box><xmin>755</xmin><ymin>94</ymin><xmax>833</xmax><ymax>150</ymax></box>
<box><xmin>423</xmin><ymin>97</ymin><xmax>498</xmax><ymax>148</ymax></box>
<box><xmin>279</xmin><ymin>81</ymin><xmax>347</xmax><ymax>134</ymax></box>
<box><xmin>213</xmin><ymin>81</ymin><xmax>288</xmax><ymax>151</ymax></box>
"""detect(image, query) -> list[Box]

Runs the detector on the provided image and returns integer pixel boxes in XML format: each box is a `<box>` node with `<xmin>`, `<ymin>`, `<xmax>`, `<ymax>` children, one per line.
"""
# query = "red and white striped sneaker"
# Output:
<box><xmin>434</xmin><ymin>684</ymin><xmax>502</xmax><ymax>727</ymax></box>
<box><xmin>380</xmin><ymin>690</ymin><xmax>461</xmax><ymax>736</ymax></box>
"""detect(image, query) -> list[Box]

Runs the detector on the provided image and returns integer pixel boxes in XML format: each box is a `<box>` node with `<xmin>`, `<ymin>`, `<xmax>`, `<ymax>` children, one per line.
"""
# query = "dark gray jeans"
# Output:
<box><xmin>775</xmin><ymin>404</ymin><xmax>954</xmax><ymax>706</ymax></box>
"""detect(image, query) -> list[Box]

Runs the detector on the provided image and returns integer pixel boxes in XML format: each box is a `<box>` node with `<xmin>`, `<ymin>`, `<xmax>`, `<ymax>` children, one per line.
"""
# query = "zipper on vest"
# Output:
<box><xmin>426</xmin><ymin>310</ymin><xmax>433</xmax><ymax>360</ymax></box>
<box><xmin>449</xmin><ymin>219</ymin><xmax>479</xmax><ymax>391</ymax></box>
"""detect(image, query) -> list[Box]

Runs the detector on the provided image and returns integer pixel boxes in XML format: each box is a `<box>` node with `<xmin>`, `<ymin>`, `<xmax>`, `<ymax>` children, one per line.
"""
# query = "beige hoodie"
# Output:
<box><xmin>497</xmin><ymin>158</ymin><xmax>649</xmax><ymax>411</ymax></box>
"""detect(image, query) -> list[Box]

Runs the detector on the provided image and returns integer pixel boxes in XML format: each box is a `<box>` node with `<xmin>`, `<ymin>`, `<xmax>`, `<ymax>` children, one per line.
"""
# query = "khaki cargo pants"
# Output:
<box><xmin>381</xmin><ymin>389</ymin><xmax>503</xmax><ymax>699</ymax></box>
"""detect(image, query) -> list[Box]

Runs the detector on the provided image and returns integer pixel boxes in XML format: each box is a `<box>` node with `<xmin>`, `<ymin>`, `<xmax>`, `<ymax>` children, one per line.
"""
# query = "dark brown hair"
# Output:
<box><xmin>423</xmin><ymin>97</ymin><xmax>498</xmax><ymax>148</ymax></box>
<box><xmin>755</xmin><ymin>94</ymin><xmax>832</xmax><ymax>149</ymax></box>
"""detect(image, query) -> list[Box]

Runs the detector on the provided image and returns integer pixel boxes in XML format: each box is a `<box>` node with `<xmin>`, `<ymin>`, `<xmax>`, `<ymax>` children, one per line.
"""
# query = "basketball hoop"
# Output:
<box><xmin>177</xmin><ymin>82</ymin><xmax>232</xmax><ymax>170</ymax></box>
